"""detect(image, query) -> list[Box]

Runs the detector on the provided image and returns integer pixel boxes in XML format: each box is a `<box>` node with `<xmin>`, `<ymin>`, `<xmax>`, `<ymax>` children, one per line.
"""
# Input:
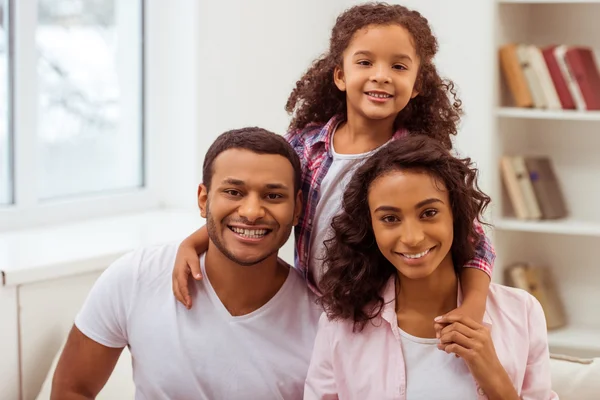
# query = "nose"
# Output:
<box><xmin>399</xmin><ymin>219</ymin><xmax>426</xmax><ymax>248</ymax></box>
<box><xmin>370</xmin><ymin>64</ymin><xmax>391</xmax><ymax>84</ymax></box>
<box><xmin>238</xmin><ymin>193</ymin><xmax>266</xmax><ymax>222</ymax></box>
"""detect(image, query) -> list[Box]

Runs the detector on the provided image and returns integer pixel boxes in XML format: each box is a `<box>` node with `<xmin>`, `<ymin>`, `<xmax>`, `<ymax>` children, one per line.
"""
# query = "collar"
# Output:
<box><xmin>304</xmin><ymin>115</ymin><xmax>409</xmax><ymax>164</ymax></box>
<box><xmin>380</xmin><ymin>275</ymin><xmax>493</xmax><ymax>327</ymax></box>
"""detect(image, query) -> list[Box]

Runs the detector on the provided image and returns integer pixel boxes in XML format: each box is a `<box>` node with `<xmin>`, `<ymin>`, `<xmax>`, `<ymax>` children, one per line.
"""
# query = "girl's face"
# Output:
<box><xmin>368</xmin><ymin>169</ymin><xmax>454</xmax><ymax>280</ymax></box>
<box><xmin>334</xmin><ymin>24</ymin><xmax>420</xmax><ymax>125</ymax></box>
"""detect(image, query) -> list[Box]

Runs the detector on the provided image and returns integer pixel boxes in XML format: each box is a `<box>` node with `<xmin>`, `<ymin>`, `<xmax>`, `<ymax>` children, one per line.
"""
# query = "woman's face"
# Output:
<box><xmin>368</xmin><ymin>169</ymin><xmax>454</xmax><ymax>280</ymax></box>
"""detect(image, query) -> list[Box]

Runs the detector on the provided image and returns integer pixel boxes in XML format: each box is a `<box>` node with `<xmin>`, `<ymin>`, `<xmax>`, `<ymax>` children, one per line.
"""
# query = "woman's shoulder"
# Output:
<box><xmin>487</xmin><ymin>283</ymin><xmax>546</xmax><ymax>321</ymax></box>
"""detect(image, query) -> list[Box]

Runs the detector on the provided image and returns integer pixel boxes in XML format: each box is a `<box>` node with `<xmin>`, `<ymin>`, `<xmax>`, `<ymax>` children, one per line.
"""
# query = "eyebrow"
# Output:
<box><xmin>353</xmin><ymin>50</ymin><xmax>413</xmax><ymax>62</ymax></box>
<box><xmin>374</xmin><ymin>198</ymin><xmax>444</xmax><ymax>213</ymax></box>
<box><xmin>220</xmin><ymin>178</ymin><xmax>289</xmax><ymax>191</ymax></box>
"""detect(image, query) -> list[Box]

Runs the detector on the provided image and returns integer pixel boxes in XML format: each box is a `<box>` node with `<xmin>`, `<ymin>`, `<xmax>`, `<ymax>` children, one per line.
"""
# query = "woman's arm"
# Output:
<box><xmin>172</xmin><ymin>226</ymin><xmax>209</xmax><ymax>308</ymax></box>
<box><xmin>520</xmin><ymin>296</ymin><xmax>560</xmax><ymax>399</ymax></box>
<box><xmin>304</xmin><ymin>313</ymin><xmax>339</xmax><ymax>400</ymax></box>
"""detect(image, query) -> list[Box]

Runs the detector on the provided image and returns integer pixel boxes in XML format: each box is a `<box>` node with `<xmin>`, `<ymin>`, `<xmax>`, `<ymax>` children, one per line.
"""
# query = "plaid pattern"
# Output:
<box><xmin>285</xmin><ymin>115</ymin><xmax>495</xmax><ymax>294</ymax></box>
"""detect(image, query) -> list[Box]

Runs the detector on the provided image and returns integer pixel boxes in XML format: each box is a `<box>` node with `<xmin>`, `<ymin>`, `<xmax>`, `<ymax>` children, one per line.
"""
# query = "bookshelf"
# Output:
<box><xmin>497</xmin><ymin>107</ymin><xmax>600</xmax><ymax>121</ymax></box>
<box><xmin>493</xmin><ymin>1</ymin><xmax>600</xmax><ymax>358</ymax></box>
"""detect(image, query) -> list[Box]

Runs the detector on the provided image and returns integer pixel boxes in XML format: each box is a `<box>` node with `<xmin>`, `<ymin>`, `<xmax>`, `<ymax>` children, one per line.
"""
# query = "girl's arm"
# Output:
<box><xmin>172</xmin><ymin>226</ymin><xmax>209</xmax><ymax>309</ymax></box>
<box><xmin>458</xmin><ymin>221</ymin><xmax>495</xmax><ymax>323</ymax></box>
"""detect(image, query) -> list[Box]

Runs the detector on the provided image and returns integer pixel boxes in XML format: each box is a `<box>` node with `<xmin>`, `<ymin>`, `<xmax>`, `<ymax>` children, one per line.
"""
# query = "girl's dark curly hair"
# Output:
<box><xmin>285</xmin><ymin>2</ymin><xmax>462</xmax><ymax>150</ymax></box>
<box><xmin>318</xmin><ymin>135</ymin><xmax>491</xmax><ymax>332</ymax></box>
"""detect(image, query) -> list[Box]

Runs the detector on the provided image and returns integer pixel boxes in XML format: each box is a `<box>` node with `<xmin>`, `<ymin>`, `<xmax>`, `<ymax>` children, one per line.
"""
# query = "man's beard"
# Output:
<box><xmin>205</xmin><ymin>203</ymin><xmax>293</xmax><ymax>267</ymax></box>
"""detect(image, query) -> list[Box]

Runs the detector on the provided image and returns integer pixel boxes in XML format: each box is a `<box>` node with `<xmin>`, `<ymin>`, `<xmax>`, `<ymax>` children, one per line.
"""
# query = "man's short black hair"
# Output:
<box><xmin>202</xmin><ymin>127</ymin><xmax>301</xmax><ymax>193</ymax></box>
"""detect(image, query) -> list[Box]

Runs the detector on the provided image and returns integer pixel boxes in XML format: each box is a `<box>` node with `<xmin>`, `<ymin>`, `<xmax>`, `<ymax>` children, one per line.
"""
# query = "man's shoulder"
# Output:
<box><xmin>107</xmin><ymin>242</ymin><xmax>179</xmax><ymax>284</ymax></box>
<box><xmin>286</xmin><ymin>263</ymin><xmax>317</xmax><ymax>308</ymax></box>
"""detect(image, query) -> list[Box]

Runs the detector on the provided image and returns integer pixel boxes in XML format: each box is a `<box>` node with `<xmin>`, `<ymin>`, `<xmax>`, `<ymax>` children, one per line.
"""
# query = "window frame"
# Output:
<box><xmin>0</xmin><ymin>0</ymin><xmax>160</xmax><ymax>231</ymax></box>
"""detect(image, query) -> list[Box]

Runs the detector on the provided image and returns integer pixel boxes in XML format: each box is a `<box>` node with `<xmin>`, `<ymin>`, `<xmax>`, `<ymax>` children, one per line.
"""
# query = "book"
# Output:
<box><xmin>542</xmin><ymin>45</ymin><xmax>576</xmax><ymax>110</ymax></box>
<box><xmin>524</xmin><ymin>157</ymin><xmax>568</xmax><ymax>219</ymax></box>
<box><xmin>504</xmin><ymin>263</ymin><xmax>566</xmax><ymax>330</ymax></box>
<box><xmin>499</xmin><ymin>44</ymin><xmax>534</xmax><ymax>108</ymax></box>
<box><xmin>527</xmin><ymin>45</ymin><xmax>562</xmax><ymax>110</ymax></box>
<box><xmin>564</xmin><ymin>47</ymin><xmax>600</xmax><ymax>111</ymax></box>
<box><xmin>500</xmin><ymin>156</ymin><xmax>530</xmax><ymax>220</ymax></box>
<box><xmin>517</xmin><ymin>44</ymin><xmax>547</xmax><ymax>109</ymax></box>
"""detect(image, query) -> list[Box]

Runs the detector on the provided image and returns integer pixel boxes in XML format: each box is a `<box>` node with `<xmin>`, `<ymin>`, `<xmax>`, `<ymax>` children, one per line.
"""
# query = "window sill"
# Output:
<box><xmin>0</xmin><ymin>208</ymin><xmax>202</xmax><ymax>286</ymax></box>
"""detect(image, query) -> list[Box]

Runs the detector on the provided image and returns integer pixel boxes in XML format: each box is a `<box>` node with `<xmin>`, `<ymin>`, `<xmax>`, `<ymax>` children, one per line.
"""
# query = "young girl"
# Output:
<box><xmin>305</xmin><ymin>136</ymin><xmax>556</xmax><ymax>400</ymax></box>
<box><xmin>172</xmin><ymin>3</ymin><xmax>495</xmax><ymax>325</ymax></box>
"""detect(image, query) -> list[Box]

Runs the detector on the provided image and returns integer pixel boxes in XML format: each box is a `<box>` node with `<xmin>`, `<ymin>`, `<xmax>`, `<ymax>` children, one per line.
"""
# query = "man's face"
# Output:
<box><xmin>198</xmin><ymin>149</ymin><xmax>301</xmax><ymax>266</ymax></box>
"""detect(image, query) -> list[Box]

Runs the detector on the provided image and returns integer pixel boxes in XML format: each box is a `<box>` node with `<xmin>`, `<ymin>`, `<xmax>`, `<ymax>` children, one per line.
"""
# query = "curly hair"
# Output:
<box><xmin>285</xmin><ymin>2</ymin><xmax>462</xmax><ymax>150</ymax></box>
<box><xmin>318</xmin><ymin>135</ymin><xmax>491</xmax><ymax>332</ymax></box>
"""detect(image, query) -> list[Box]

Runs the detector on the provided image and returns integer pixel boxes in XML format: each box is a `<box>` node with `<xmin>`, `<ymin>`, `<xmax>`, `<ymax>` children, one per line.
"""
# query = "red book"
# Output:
<box><xmin>564</xmin><ymin>47</ymin><xmax>600</xmax><ymax>110</ymax></box>
<box><xmin>542</xmin><ymin>45</ymin><xmax>576</xmax><ymax>110</ymax></box>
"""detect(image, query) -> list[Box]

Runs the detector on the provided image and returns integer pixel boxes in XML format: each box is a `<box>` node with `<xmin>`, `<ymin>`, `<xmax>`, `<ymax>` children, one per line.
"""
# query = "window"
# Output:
<box><xmin>1</xmin><ymin>0</ymin><xmax>151</xmax><ymax>229</ymax></box>
<box><xmin>0</xmin><ymin>0</ymin><xmax>11</xmax><ymax>205</ymax></box>
<box><xmin>36</xmin><ymin>0</ymin><xmax>144</xmax><ymax>199</ymax></box>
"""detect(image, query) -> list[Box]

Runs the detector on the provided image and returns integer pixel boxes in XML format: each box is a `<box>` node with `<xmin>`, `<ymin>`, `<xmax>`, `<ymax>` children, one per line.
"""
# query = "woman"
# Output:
<box><xmin>304</xmin><ymin>136</ymin><xmax>557</xmax><ymax>400</ymax></box>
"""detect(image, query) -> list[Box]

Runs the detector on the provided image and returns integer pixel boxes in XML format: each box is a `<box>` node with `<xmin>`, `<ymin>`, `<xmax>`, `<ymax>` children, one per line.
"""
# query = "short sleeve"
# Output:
<box><xmin>74</xmin><ymin>251</ymin><xmax>139</xmax><ymax>348</ymax></box>
<box><xmin>520</xmin><ymin>295</ymin><xmax>559</xmax><ymax>400</ymax></box>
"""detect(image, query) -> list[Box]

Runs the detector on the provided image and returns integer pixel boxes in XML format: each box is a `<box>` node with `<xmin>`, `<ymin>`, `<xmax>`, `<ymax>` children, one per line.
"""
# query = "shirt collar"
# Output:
<box><xmin>305</xmin><ymin>115</ymin><xmax>409</xmax><ymax>160</ymax></box>
<box><xmin>380</xmin><ymin>275</ymin><xmax>493</xmax><ymax>327</ymax></box>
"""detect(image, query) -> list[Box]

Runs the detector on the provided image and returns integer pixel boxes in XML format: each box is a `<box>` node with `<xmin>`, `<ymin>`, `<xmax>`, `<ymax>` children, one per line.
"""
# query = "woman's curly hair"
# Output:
<box><xmin>285</xmin><ymin>2</ymin><xmax>462</xmax><ymax>150</ymax></box>
<box><xmin>318</xmin><ymin>135</ymin><xmax>491</xmax><ymax>332</ymax></box>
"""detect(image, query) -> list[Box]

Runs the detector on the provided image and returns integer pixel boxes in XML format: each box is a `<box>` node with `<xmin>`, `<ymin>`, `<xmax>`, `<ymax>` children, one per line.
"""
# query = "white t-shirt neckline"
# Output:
<box><xmin>200</xmin><ymin>253</ymin><xmax>294</xmax><ymax>322</ymax></box>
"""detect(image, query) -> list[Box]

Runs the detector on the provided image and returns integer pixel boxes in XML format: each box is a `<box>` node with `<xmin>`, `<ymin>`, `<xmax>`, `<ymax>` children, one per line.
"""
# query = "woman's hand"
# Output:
<box><xmin>435</xmin><ymin>314</ymin><xmax>519</xmax><ymax>400</ymax></box>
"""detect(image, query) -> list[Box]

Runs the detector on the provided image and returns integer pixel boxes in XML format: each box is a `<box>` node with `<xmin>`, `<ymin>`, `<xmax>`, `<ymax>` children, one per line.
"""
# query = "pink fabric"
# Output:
<box><xmin>304</xmin><ymin>279</ymin><xmax>558</xmax><ymax>400</ymax></box>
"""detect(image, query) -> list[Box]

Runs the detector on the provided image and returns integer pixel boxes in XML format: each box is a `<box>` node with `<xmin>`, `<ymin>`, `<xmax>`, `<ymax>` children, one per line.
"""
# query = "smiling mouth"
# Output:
<box><xmin>399</xmin><ymin>247</ymin><xmax>434</xmax><ymax>260</ymax></box>
<box><xmin>228</xmin><ymin>226</ymin><xmax>272</xmax><ymax>239</ymax></box>
<box><xmin>365</xmin><ymin>91</ymin><xmax>393</xmax><ymax>99</ymax></box>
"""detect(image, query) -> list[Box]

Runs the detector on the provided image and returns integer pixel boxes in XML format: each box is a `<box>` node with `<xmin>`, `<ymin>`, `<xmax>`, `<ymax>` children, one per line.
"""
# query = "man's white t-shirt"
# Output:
<box><xmin>75</xmin><ymin>243</ymin><xmax>321</xmax><ymax>400</ymax></box>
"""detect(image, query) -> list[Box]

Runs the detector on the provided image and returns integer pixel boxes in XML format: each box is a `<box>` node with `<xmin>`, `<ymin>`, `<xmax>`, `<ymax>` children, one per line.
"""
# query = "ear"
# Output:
<box><xmin>333</xmin><ymin>65</ymin><xmax>346</xmax><ymax>92</ymax></box>
<box><xmin>293</xmin><ymin>190</ymin><xmax>303</xmax><ymax>226</ymax></box>
<box><xmin>410</xmin><ymin>87</ymin><xmax>419</xmax><ymax>99</ymax></box>
<box><xmin>198</xmin><ymin>184</ymin><xmax>208</xmax><ymax>218</ymax></box>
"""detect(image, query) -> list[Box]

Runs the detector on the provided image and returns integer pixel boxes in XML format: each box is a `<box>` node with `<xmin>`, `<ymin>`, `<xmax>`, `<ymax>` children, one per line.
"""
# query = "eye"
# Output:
<box><xmin>381</xmin><ymin>215</ymin><xmax>400</xmax><ymax>223</ymax></box>
<box><xmin>224</xmin><ymin>189</ymin><xmax>242</xmax><ymax>197</ymax></box>
<box><xmin>266</xmin><ymin>193</ymin><xmax>283</xmax><ymax>200</ymax></box>
<box><xmin>392</xmin><ymin>64</ymin><xmax>407</xmax><ymax>70</ymax></box>
<box><xmin>422</xmin><ymin>209</ymin><xmax>438</xmax><ymax>219</ymax></box>
<box><xmin>357</xmin><ymin>60</ymin><xmax>372</xmax><ymax>66</ymax></box>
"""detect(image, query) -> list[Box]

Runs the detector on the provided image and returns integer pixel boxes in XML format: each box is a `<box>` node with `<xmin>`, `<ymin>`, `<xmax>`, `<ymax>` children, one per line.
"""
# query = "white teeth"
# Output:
<box><xmin>230</xmin><ymin>227</ymin><xmax>268</xmax><ymax>238</ymax></box>
<box><xmin>402</xmin><ymin>248</ymin><xmax>431</xmax><ymax>259</ymax></box>
<box><xmin>367</xmin><ymin>92</ymin><xmax>392</xmax><ymax>98</ymax></box>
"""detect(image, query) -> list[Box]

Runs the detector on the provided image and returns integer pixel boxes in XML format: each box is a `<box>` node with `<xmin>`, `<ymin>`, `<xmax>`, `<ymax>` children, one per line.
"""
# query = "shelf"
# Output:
<box><xmin>499</xmin><ymin>0</ymin><xmax>600</xmax><ymax>3</ymax></box>
<box><xmin>548</xmin><ymin>327</ymin><xmax>600</xmax><ymax>354</ymax></box>
<box><xmin>496</xmin><ymin>107</ymin><xmax>600</xmax><ymax>121</ymax></box>
<box><xmin>494</xmin><ymin>218</ymin><xmax>600</xmax><ymax>236</ymax></box>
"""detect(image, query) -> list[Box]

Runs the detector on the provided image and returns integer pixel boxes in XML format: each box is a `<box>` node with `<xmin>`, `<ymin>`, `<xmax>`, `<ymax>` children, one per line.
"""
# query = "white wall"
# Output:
<box><xmin>155</xmin><ymin>0</ymin><xmax>496</xmax><ymax>209</ymax></box>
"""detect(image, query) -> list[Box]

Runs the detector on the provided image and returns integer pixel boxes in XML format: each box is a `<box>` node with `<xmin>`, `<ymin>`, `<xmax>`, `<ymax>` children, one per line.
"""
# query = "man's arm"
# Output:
<box><xmin>51</xmin><ymin>249</ymin><xmax>139</xmax><ymax>399</ymax></box>
<box><xmin>51</xmin><ymin>326</ymin><xmax>123</xmax><ymax>400</ymax></box>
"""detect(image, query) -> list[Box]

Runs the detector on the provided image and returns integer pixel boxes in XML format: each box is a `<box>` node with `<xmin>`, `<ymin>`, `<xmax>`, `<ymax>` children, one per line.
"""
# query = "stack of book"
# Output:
<box><xmin>504</xmin><ymin>263</ymin><xmax>566</xmax><ymax>330</ymax></box>
<box><xmin>499</xmin><ymin>43</ymin><xmax>600</xmax><ymax>110</ymax></box>
<box><xmin>500</xmin><ymin>155</ymin><xmax>568</xmax><ymax>220</ymax></box>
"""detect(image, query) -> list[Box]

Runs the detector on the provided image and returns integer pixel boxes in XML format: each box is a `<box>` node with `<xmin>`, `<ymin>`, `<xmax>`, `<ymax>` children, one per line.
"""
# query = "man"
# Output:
<box><xmin>51</xmin><ymin>128</ymin><xmax>321</xmax><ymax>400</ymax></box>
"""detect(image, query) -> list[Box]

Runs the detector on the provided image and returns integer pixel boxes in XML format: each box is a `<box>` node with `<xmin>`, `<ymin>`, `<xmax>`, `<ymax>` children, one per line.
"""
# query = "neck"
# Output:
<box><xmin>395</xmin><ymin>254</ymin><xmax>458</xmax><ymax>337</ymax></box>
<box><xmin>335</xmin><ymin>111</ymin><xmax>396</xmax><ymax>154</ymax></box>
<box><xmin>204</xmin><ymin>242</ymin><xmax>288</xmax><ymax>316</ymax></box>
